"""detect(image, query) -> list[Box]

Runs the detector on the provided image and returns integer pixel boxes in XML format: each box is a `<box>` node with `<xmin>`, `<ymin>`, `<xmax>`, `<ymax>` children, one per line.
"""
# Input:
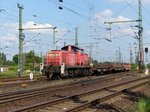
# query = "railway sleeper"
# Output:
<box><xmin>70</xmin><ymin>95</ymin><xmax>88</xmax><ymax>103</ymax></box>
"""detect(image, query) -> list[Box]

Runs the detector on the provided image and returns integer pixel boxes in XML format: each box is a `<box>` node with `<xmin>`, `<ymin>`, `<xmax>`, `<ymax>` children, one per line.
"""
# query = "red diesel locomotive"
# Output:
<box><xmin>42</xmin><ymin>45</ymin><xmax>91</xmax><ymax>78</ymax></box>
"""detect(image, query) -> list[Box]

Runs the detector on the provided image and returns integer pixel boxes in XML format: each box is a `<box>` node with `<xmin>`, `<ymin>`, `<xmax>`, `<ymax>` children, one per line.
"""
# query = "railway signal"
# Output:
<box><xmin>145</xmin><ymin>47</ymin><xmax>149</xmax><ymax>75</ymax></box>
<box><xmin>145</xmin><ymin>47</ymin><xmax>148</xmax><ymax>53</ymax></box>
<box><xmin>145</xmin><ymin>47</ymin><xmax>148</xmax><ymax>62</ymax></box>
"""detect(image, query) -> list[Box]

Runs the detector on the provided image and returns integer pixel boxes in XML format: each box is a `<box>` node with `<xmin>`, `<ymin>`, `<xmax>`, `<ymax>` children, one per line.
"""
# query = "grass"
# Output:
<box><xmin>132</xmin><ymin>97</ymin><xmax>150</xmax><ymax>112</ymax></box>
<box><xmin>0</xmin><ymin>70</ymin><xmax>18</xmax><ymax>78</ymax></box>
<box><xmin>0</xmin><ymin>70</ymin><xmax>41</xmax><ymax>78</ymax></box>
<box><xmin>0</xmin><ymin>65</ymin><xmax>41</xmax><ymax>78</ymax></box>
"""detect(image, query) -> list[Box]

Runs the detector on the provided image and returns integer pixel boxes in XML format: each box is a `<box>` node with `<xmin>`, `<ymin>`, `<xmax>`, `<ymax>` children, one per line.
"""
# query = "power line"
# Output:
<box><xmin>110</xmin><ymin>0</ymin><xmax>135</xmax><ymax>19</ymax></box>
<box><xmin>124</xmin><ymin>0</ymin><xmax>150</xmax><ymax>28</ymax></box>
<box><xmin>143</xmin><ymin>6</ymin><xmax>150</xmax><ymax>19</ymax></box>
<box><xmin>47</xmin><ymin>0</ymin><xmax>89</xmax><ymax>21</ymax></box>
<box><xmin>58</xmin><ymin>0</ymin><xmax>89</xmax><ymax>12</ymax></box>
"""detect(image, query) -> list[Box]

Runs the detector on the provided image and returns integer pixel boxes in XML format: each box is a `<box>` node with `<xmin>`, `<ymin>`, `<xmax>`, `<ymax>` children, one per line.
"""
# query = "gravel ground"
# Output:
<box><xmin>0</xmin><ymin>72</ymin><xmax>144</xmax><ymax>112</ymax></box>
<box><xmin>0</xmin><ymin>76</ymin><xmax>97</xmax><ymax>94</ymax></box>
<box><xmin>0</xmin><ymin>72</ymin><xmax>140</xmax><ymax>94</ymax></box>
<box><xmin>113</xmin><ymin>83</ymin><xmax>150</xmax><ymax>112</ymax></box>
<box><xmin>91</xmin><ymin>75</ymin><xmax>150</xmax><ymax>112</ymax></box>
<box><xmin>0</xmin><ymin>71</ymin><xmax>147</xmax><ymax>112</ymax></box>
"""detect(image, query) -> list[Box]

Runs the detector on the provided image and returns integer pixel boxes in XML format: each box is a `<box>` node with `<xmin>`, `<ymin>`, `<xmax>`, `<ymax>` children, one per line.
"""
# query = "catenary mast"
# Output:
<box><xmin>18</xmin><ymin>3</ymin><xmax>24</xmax><ymax>76</ymax></box>
<box><xmin>138</xmin><ymin>0</ymin><xmax>144</xmax><ymax>69</ymax></box>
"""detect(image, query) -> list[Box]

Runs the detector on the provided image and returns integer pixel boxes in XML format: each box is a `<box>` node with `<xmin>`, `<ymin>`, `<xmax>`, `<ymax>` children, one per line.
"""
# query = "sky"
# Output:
<box><xmin>0</xmin><ymin>0</ymin><xmax>150</xmax><ymax>63</ymax></box>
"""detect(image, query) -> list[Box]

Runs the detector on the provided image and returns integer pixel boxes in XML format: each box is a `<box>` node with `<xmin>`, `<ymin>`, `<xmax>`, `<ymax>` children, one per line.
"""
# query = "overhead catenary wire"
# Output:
<box><xmin>57</xmin><ymin>0</ymin><xmax>89</xmax><ymax>12</ymax></box>
<box><xmin>47</xmin><ymin>0</ymin><xmax>89</xmax><ymax>21</ymax></box>
<box><xmin>124</xmin><ymin>0</ymin><xmax>150</xmax><ymax>28</ymax></box>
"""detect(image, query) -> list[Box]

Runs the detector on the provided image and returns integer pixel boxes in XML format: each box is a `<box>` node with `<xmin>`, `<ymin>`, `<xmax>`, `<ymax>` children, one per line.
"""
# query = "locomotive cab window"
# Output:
<box><xmin>61</xmin><ymin>45</ymin><xmax>84</xmax><ymax>53</ymax></box>
<box><xmin>61</xmin><ymin>47</ymin><xmax>68</xmax><ymax>51</ymax></box>
<box><xmin>72</xmin><ymin>47</ymin><xmax>79</xmax><ymax>52</ymax></box>
<box><xmin>80</xmin><ymin>49</ymin><xmax>84</xmax><ymax>53</ymax></box>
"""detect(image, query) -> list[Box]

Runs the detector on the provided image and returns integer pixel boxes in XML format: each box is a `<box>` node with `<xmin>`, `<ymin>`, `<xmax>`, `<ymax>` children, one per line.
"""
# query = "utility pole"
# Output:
<box><xmin>116</xmin><ymin>50</ymin><xmax>118</xmax><ymax>62</ymax></box>
<box><xmin>88</xmin><ymin>3</ymin><xmax>94</xmax><ymax>22</ymax></box>
<box><xmin>138</xmin><ymin>0</ymin><xmax>144</xmax><ymax>69</ymax></box>
<box><xmin>89</xmin><ymin>43</ymin><xmax>92</xmax><ymax>58</ymax></box>
<box><xmin>118</xmin><ymin>47</ymin><xmax>121</xmax><ymax>63</ymax></box>
<box><xmin>64</xmin><ymin>41</ymin><xmax>66</xmax><ymax>46</ymax></box>
<box><xmin>129</xmin><ymin>43</ymin><xmax>133</xmax><ymax>64</ymax></box>
<box><xmin>32</xmin><ymin>50</ymin><xmax>35</xmax><ymax>71</ymax></box>
<box><xmin>135</xmin><ymin>46</ymin><xmax>137</xmax><ymax>64</ymax></box>
<box><xmin>75</xmin><ymin>27</ymin><xmax>78</xmax><ymax>46</ymax></box>
<box><xmin>40</xmin><ymin>51</ymin><xmax>43</xmax><ymax>64</ymax></box>
<box><xmin>18</xmin><ymin>3</ymin><xmax>24</xmax><ymax>76</ymax></box>
<box><xmin>53</xmin><ymin>27</ymin><xmax>57</xmax><ymax>47</ymax></box>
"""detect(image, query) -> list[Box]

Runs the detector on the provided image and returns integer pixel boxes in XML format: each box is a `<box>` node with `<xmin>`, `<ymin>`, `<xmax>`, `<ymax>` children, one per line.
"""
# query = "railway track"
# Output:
<box><xmin>11</xmin><ymin>76</ymin><xmax>150</xmax><ymax>112</ymax></box>
<box><xmin>0</xmin><ymin>71</ymin><xmax>136</xmax><ymax>88</ymax></box>
<box><xmin>0</xmin><ymin>72</ymin><xmax>129</xmax><ymax>102</ymax></box>
<box><xmin>0</xmin><ymin>75</ymin><xmax>46</xmax><ymax>87</ymax></box>
<box><xmin>0</xmin><ymin>72</ymin><xmax>144</xmax><ymax>111</ymax></box>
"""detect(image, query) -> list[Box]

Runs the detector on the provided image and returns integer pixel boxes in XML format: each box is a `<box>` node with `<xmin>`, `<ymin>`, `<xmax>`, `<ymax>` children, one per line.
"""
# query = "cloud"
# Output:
<box><xmin>1</xmin><ymin>23</ymin><xmax>18</xmax><ymax>33</ymax></box>
<box><xmin>111</xmin><ymin>16</ymin><xmax>130</xmax><ymax>22</ymax></box>
<box><xmin>0</xmin><ymin>33</ymin><xmax>18</xmax><ymax>59</ymax></box>
<box><xmin>118</xmin><ymin>28</ymin><xmax>134</xmax><ymax>35</ymax></box>
<box><xmin>23</xmin><ymin>21</ymin><xmax>55</xmax><ymax>34</ymax></box>
<box><xmin>94</xmin><ymin>9</ymin><xmax>135</xmax><ymax>39</ymax></box>
<box><xmin>146</xmin><ymin>30</ymin><xmax>150</xmax><ymax>36</ymax></box>
<box><xmin>143</xmin><ymin>0</ymin><xmax>150</xmax><ymax>4</ymax></box>
<box><xmin>0</xmin><ymin>21</ymin><xmax>70</xmax><ymax>60</ymax></box>
<box><xmin>95</xmin><ymin>9</ymin><xmax>113</xmax><ymax>24</ymax></box>
<box><xmin>1</xmin><ymin>21</ymin><xmax>56</xmax><ymax>34</ymax></box>
<box><xmin>1</xmin><ymin>21</ymin><xmax>69</xmax><ymax>43</ymax></box>
<box><xmin>95</xmin><ymin>9</ymin><xmax>131</xmax><ymax>24</ymax></box>
<box><xmin>1</xmin><ymin>34</ymin><xmax>17</xmax><ymax>43</ymax></box>
<box><xmin>23</xmin><ymin>22</ymin><xmax>69</xmax><ymax>39</ymax></box>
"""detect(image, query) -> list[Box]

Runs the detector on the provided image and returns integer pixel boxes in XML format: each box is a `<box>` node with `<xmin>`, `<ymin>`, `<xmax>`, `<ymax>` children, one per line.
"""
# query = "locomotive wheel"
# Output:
<box><xmin>46</xmin><ymin>71</ymin><xmax>53</xmax><ymax>80</ymax></box>
<box><xmin>68</xmin><ymin>70</ymin><xmax>75</xmax><ymax>78</ymax></box>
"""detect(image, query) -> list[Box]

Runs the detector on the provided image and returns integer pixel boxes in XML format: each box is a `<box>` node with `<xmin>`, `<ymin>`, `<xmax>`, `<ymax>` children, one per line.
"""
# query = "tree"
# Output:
<box><xmin>0</xmin><ymin>52</ymin><xmax>6</xmax><ymax>65</ymax></box>
<box><xmin>5</xmin><ymin>60</ymin><xmax>16</xmax><ymax>66</ymax></box>
<box><xmin>12</xmin><ymin>51</ymin><xmax>42</xmax><ymax>70</ymax></box>
<box><xmin>13</xmin><ymin>54</ymin><xmax>18</xmax><ymax>64</ymax></box>
<box><xmin>25</xmin><ymin>50</ymin><xmax>41</xmax><ymax>64</ymax></box>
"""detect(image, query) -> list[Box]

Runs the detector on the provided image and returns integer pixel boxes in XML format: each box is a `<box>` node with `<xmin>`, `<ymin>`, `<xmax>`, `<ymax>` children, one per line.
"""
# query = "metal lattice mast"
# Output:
<box><xmin>75</xmin><ymin>27</ymin><xmax>78</xmax><ymax>46</ymax></box>
<box><xmin>53</xmin><ymin>27</ymin><xmax>57</xmax><ymax>47</ymax></box>
<box><xmin>138</xmin><ymin>0</ymin><xmax>144</xmax><ymax>68</ymax></box>
<box><xmin>18</xmin><ymin>4</ymin><xmax>23</xmax><ymax>76</ymax></box>
<box><xmin>118</xmin><ymin>47</ymin><xmax>121</xmax><ymax>63</ymax></box>
<box><xmin>129</xmin><ymin>43</ymin><xmax>133</xmax><ymax>64</ymax></box>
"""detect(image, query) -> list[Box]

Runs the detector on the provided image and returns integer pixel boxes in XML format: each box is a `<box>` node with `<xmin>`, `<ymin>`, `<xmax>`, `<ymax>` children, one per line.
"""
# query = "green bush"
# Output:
<box><xmin>131</xmin><ymin>64</ymin><xmax>138</xmax><ymax>70</ymax></box>
<box><xmin>9</xmin><ymin>66</ymin><xmax>18</xmax><ymax>71</ymax></box>
<box><xmin>135</xmin><ymin>97</ymin><xmax>150</xmax><ymax>112</ymax></box>
<box><xmin>0</xmin><ymin>70</ymin><xmax>18</xmax><ymax>78</ymax></box>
